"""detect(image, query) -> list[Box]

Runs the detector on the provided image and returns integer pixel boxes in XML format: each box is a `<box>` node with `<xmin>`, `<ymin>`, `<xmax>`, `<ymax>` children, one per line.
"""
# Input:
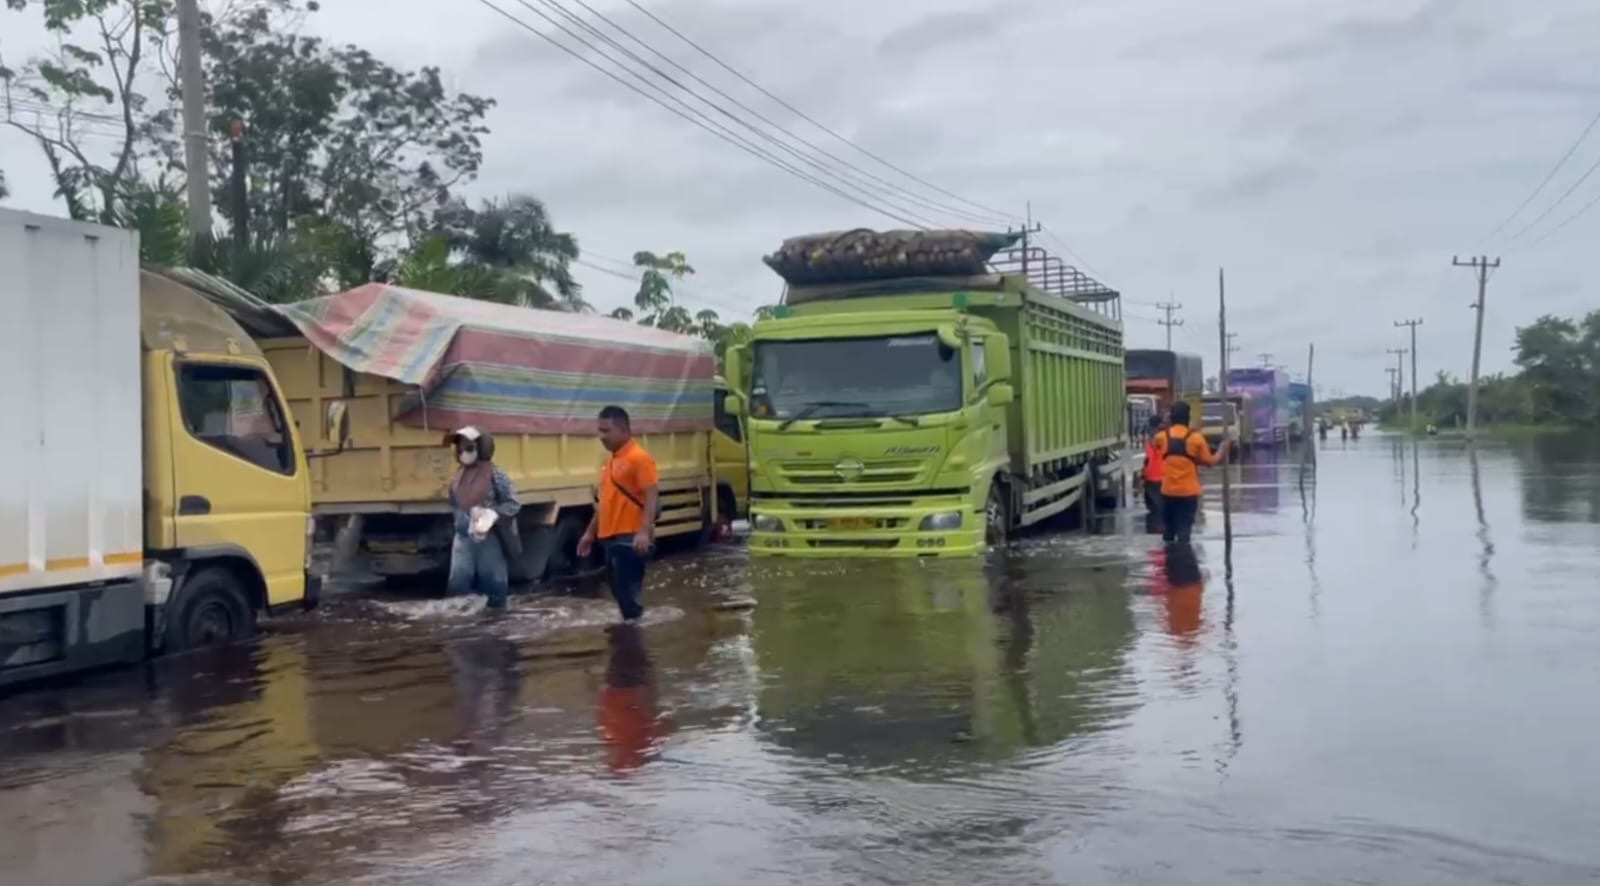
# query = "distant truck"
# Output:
<box><xmin>725</xmin><ymin>229</ymin><xmax>1128</xmax><ymax>556</ymax></box>
<box><xmin>0</xmin><ymin>211</ymin><xmax>317</xmax><ymax>687</ymax></box>
<box><xmin>1287</xmin><ymin>381</ymin><xmax>1311</xmax><ymax>440</ymax></box>
<box><xmin>1199</xmin><ymin>394</ymin><xmax>1249</xmax><ymax>450</ymax></box>
<box><xmin>178</xmin><ymin>276</ymin><xmax>722</xmax><ymax>583</ymax></box>
<box><xmin>1226</xmin><ymin>367</ymin><xmax>1291</xmax><ymax>448</ymax></box>
<box><xmin>1125</xmin><ymin>349</ymin><xmax>1204</xmax><ymax>420</ymax></box>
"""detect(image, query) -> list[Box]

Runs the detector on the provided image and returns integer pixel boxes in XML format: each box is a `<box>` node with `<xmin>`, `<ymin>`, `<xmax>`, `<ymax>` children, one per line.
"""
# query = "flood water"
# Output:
<box><xmin>3</xmin><ymin>433</ymin><xmax>1599</xmax><ymax>885</ymax></box>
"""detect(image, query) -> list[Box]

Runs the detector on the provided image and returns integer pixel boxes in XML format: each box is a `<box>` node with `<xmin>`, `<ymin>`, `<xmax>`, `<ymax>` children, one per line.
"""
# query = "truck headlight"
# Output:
<box><xmin>919</xmin><ymin>511</ymin><xmax>963</xmax><ymax>531</ymax></box>
<box><xmin>752</xmin><ymin>514</ymin><xmax>785</xmax><ymax>533</ymax></box>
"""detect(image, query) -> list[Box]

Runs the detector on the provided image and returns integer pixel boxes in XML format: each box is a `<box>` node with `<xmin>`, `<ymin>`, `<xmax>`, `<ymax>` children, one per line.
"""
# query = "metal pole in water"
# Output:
<box><xmin>1218</xmin><ymin>268</ymin><xmax>1233</xmax><ymax>573</ymax></box>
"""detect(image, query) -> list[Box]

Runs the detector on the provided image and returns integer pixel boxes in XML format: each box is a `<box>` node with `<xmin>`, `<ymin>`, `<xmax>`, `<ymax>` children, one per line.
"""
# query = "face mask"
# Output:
<box><xmin>459</xmin><ymin>450</ymin><xmax>479</xmax><ymax>466</ymax></box>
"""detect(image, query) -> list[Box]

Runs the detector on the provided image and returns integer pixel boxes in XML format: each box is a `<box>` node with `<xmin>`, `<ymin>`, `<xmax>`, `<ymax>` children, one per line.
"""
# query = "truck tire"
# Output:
<box><xmin>985</xmin><ymin>482</ymin><xmax>1010</xmax><ymax>546</ymax></box>
<box><xmin>543</xmin><ymin>512</ymin><xmax>598</xmax><ymax>580</ymax></box>
<box><xmin>166</xmin><ymin>568</ymin><xmax>256</xmax><ymax>652</ymax></box>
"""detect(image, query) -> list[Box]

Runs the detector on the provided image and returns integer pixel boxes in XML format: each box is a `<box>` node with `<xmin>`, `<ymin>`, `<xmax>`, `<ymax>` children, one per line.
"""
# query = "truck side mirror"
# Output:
<box><xmin>324</xmin><ymin>400</ymin><xmax>351</xmax><ymax>449</ymax></box>
<box><xmin>725</xmin><ymin>345</ymin><xmax>748</xmax><ymax>395</ymax></box>
<box><xmin>724</xmin><ymin>393</ymin><xmax>744</xmax><ymax>417</ymax></box>
<box><xmin>987</xmin><ymin>383</ymin><xmax>1015</xmax><ymax>407</ymax></box>
<box><xmin>985</xmin><ymin>334</ymin><xmax>1012</xmax><ymax>382</ymax></box>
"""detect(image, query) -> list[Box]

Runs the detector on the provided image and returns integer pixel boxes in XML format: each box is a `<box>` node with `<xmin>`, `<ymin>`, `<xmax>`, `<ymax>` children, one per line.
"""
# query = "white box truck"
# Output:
<box><xmin>0</xmin><ymin>210</ymin><xmax>318</xmax><ymax>688</ymax></box>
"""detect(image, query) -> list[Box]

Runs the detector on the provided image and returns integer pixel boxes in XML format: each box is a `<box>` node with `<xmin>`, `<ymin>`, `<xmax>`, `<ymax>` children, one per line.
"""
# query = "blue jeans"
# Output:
<box><xmin>602</xmin><ymin>535</ymin><xmax>647</xmax><ymax>621</ymax></box>
<box><xmin>448</xmin><ymin>534</ymin><xmax>509</xmax><ymax>608</ymax></box>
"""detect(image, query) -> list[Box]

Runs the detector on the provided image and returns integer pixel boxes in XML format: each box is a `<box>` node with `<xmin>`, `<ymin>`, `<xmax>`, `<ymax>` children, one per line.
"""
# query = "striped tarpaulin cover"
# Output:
<box><xmin>278</xmin><ymin>283</ymin><xmax>716</xmax><ymax>434</ymax></box>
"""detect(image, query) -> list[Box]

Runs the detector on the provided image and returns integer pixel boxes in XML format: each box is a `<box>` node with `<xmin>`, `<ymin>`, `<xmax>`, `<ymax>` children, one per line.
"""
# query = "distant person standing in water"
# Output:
<box><xmin>1153</xmin><ymin>401</ymin><xmax>1229</xmax><ymax>544</ymax></box>
<box><xmin>578</xmin><ymin>406</ymin><xmax>659</xmax><ymax>626</ymax></box>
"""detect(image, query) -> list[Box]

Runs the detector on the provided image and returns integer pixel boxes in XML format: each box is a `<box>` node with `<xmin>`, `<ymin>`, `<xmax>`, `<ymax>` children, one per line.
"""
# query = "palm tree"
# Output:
<box><xmin>632</xmin><ymin>249</ymin><xmax>694</xmax><ymax>326</ymax></box>
<box><xmin>432</xmin><ymin>194</ymin><xmax>587</xmax><ymax>310</ymax></box>
<box><xmin>609</xmin><ymin>306</ymin><xmax>635</xmax><ymax>321</ymax></box>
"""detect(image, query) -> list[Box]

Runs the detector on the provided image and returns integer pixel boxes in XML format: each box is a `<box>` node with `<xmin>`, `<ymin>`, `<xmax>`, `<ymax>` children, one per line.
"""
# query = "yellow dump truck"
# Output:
<box><xmin>173</xmin><ymin>275</ymin><xmax>721</xmax><ymax>582</ymax></box>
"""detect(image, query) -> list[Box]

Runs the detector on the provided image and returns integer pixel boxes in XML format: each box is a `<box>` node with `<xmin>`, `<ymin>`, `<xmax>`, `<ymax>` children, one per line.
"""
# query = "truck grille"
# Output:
<box><xmin>776</xmin><ymin>458</ymin><xmax>925</xmax><ymax>486</ymax></box>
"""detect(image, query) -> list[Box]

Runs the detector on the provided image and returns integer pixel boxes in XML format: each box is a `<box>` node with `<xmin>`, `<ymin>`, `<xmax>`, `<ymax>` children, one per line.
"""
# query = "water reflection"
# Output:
<box><xmin>1515</xmin><ymin>432</ymin><xmax>1600</xmax><ymax>524</ymax></box>
<box><xmin>597</xmin><ymin>626</ymin><xmax>672</xmax><ymax>774</ymax></box>
<box><xmin>749</xmin><ymin>556</ymin><xmax>1136</xmax><ymax>776</ymax></box>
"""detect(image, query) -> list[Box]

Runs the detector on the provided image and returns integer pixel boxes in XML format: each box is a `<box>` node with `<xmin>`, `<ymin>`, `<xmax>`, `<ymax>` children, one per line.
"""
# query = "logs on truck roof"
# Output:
<box><xmin>763</xmin><ymin>229</ymin><xmax>1021</xmax><ymax>285</ymax></box>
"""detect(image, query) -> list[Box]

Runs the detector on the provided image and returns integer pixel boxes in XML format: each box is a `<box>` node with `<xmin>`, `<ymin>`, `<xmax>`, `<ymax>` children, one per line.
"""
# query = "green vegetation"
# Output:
<box><xmin>0</xmin><ymin>0</ymin><xmax>762</xmax><ymax>352</ymax></box>
<box><xmin>1379</xmin><ymin>311</ymin><xmax>1600</xmax><ymax>430</ymax></box>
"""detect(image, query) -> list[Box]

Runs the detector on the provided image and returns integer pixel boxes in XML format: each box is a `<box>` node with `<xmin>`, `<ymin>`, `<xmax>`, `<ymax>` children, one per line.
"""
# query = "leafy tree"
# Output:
<box><xmin>753</xmin><ymin>304</ymin><xmax>777</xmax><ymax>321</ymax></box>
<box><xmin>0</xmin><ymin>168</ymin><xmax>8</xmax><ymax>200</ymax></box>
<box><xmin>608</xmin><ymin>306</ymin><xmax>634</xmax><ymax>321</ymax></box>
<box><xmin>111</xmin><ymin>176</ymin><xmax>187</xmax><ymax>264</ymax></box>
<box><xmin>195</xmin><ymin>1</ymin><xmax>493</xmax><ymax>277</ymax></box>
<box><xmin>1</xmin><ymin>0</ymin><xmax>173</xmax><ymax>223</ymax></box>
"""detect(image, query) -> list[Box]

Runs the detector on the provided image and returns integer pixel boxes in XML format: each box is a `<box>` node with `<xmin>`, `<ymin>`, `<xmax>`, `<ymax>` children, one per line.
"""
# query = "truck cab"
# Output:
<box><xmin>725</xmin><ymin>305</ymin><xmax>1015</xmax><ymax>557</ymax></box>
<box><xmin>139</xmin><ymin>271</ymin><xmax>317</xmax><ymax>648</ymax></box>
<box><xmin>712</xmin><ymin>378</ymin><xmax>749</xmax><ymax>523</ymax></box>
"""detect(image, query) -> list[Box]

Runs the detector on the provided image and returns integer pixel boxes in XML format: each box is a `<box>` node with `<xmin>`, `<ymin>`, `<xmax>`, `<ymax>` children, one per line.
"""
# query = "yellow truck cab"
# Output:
<box><xmin>0</xmin><ymin>209</ymin><xmax>314</xmax><ymax>688</ymax></box>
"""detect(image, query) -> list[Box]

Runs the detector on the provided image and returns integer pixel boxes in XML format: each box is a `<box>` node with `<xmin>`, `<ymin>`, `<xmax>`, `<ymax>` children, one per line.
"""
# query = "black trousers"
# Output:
<box><xmin>1162</xmin><ymin>494</ymin><xmax>1200</xmax><ymax>543</ymax></box>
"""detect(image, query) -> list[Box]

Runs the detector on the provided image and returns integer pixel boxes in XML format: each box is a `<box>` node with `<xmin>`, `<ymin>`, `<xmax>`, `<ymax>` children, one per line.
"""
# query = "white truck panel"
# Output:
<box><xmin>0</xmin><ymin>210</ymin><xmax>143</xmax><ymax>596</ymax></box>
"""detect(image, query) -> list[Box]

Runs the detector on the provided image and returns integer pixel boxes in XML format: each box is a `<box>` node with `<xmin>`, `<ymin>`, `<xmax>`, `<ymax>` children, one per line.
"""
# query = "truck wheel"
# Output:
<box><xmin>985</xmin><ymin>482</ymin><xmax>1010</xmax><ymax>546</ymax></box>
<box><xmin>167</xmin><ymin>568</ymin><xmax>255</xmax><ymax>652</ymax></box>
<box><xmin>544</xmin><ymin>512</ymin><xmax>598</xmax><ymax>580</ymax></box>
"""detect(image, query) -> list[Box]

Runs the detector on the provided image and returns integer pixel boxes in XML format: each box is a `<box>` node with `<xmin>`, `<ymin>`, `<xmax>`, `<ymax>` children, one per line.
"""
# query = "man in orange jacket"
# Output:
<box><xmin>1153</xmin><ymin>401</ymin><xmax>1230</xmax><ymax>544</ymax></box>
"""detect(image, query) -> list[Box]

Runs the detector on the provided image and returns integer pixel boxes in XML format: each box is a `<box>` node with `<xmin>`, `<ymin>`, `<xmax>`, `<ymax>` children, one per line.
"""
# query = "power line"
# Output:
<box><xmin>1484</xmin><ymin>107</ymin><xmax>1600</xmax><ymax>242</ymax></box>
<box><xmin>471</xmin><ymin>0</ymin><xmax>929</xmax><ymax>228</ymax></box>
<box><xmin>555</xmin><ymin>0</ymin><xmax>1013</xmax><ymax>229</ymax></box>
<box><xmin>1508</xmin><ymin>147</ymin><xmax>1600</xmax><ymax>241</ymax></box>
<box><xmin>620</xmin><ymin>0</ymin><xmax>1019</xmax><ymax>227</ymax></box>
<box><xmin>521</xmin><ymin>0</ymin><xmax>946</xmax><ymax>228</ymax></box>
<box><xmin>1525</xmin><ymin>185</ymin><xmax>1600</xmax><ymax>246</ymax></box>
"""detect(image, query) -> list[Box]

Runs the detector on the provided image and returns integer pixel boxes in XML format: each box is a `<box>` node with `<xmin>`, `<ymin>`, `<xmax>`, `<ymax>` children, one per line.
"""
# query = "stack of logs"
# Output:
<box><xmin>763</xmin><ymin>229</ymin><xmax>1019</xmax><ymax>284</ymax></box>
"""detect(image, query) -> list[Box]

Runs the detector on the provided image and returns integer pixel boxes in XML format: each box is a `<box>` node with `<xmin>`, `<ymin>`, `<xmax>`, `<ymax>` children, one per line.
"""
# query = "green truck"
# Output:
<box><xmin>724</xmin><ymin>229</ymin><xmax>1127</xmax><ymax>557</ymax></box>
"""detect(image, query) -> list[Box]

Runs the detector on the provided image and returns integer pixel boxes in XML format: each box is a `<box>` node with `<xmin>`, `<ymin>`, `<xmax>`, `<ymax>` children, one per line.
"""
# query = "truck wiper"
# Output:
<box><xmin>778</xmin><ymin>400</ymin><xmax>871</xmax><ymax>430</ymax></box>
<box><xmin>862</xmin><ymin>411</ymin><xmax>920</xmax><ymax>427</ymax></box>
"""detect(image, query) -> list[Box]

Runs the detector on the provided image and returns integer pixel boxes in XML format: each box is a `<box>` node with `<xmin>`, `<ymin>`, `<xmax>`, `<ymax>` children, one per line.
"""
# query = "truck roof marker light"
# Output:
<box><xmin>774</xmin><ymin>305</ymin><xmax>791</xmax><ymax>319</ymax></box>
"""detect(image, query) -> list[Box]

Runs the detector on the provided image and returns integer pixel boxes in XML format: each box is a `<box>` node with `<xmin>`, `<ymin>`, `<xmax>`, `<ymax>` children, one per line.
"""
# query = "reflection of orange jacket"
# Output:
<box><xmin>599</xmin><ymin>686</ymin><xmax>656</xmax><ymax>773</ymax></box>
<box><xmin>1142</xmin><ymin>440</ymin><xmax>1163</xmax><ymax>482</ymax></box>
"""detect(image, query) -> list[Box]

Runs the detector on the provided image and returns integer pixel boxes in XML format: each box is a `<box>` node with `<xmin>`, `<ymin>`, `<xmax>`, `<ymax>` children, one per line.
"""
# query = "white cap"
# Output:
<box><xmin>453</xmin><ymin>426</ymin><xmax>483</xmax><ymax>442</ymax></box>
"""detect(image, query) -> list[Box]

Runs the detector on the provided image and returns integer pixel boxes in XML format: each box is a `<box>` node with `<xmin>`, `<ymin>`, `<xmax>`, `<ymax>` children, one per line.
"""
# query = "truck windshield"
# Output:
<box><xmin>751</xmin><ymin>333</ymin><xmax>962</xmax><ymax>420</ymax></box>
<box><xmin>1202</xmin><ymin>403</ymin><xmax>1231</xmax><ymax>422</ymax></box>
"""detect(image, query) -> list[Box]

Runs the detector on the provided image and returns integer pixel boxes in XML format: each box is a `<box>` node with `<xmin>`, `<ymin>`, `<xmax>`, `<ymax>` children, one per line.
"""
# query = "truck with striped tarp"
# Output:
<box><xmin>723</xmin><ymin>229</ymin><xmax>1127</xmax><ymax>557</ymax></box>
<box><xmin>171</xmin><ymin>274</ymin><xmax>722</xmax><ymax>583</ymax></box>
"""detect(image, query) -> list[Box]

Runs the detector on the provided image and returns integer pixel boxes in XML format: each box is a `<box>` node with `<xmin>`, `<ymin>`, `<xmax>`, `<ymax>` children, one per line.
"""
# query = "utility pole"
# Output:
<box><xmin>1452</xmin><ymin>255</ymin><xmax>1500</xmax><ymax>440</ymax></box>
<box><xmin>176</xmin><ymin>0</ymin><xmax>213</xmax><ymax>252</ymax></box>
<box><xmin>1014</xmin><ymin>201</ymin><xmax>1042</xmax><ymax>275</ymax></box>
<box><xmin>1387</xmin><ymin>348</ymin><xmax>1409</xmax><ymax>420</ymax></box>
<box><xmin>1394</xmin><ymin>318</ymin><xmax>1422</xmax><ymax>429</ymax></box>
<box><xmin>1156</xmin><ymin>297</ymin><xmax>1183</xmax><ymax>350</ymax></box>
<box><xmin>1386</xmin><ymin>367</ymin><xmax>1400</xmax><ymax>404</ymax></box>
<box><xmin>1257</xmin><ymin>352</ymin><xmax>1273</xmax><ymax>367</ymax></box>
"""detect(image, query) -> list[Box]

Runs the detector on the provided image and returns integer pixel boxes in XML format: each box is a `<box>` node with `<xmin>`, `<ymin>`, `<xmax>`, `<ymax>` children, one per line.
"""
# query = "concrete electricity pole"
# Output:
<box><xmin>176</xmin><ymin>0</ymin><xmax>213</xmax><ymax>251</ymax></box>
<box><xmin>1386</xmin><ymin>367</ymin><xmax>1400</xmax><ymax>404</ymax></box>
<box><xmin>1452</xmin><ymin>256</ymin><xmax>1501</xmax><ymax>440</ymax></box>
<box><xmin>1257</xmin><ymin>352</ymin><xmax>1273</xmax><ymax>367</ymax></box>
<box><xmin>1156</xmin><ymin>299</ymin><xmax>1183</xmax><ymax>349</ymax></box>
<box><xmin>1395</xmin><ymin>318</ymin><xmax>1422</xmax><ymax>429</ymax></box>
<box><xmin>1387</xmin><ymin>347</ymin><xmax>1408</xmax><ymax>414</ymax></box>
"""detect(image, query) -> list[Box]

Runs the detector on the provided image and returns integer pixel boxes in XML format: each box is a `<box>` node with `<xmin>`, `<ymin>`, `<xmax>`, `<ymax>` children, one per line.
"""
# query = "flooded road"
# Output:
<box><xmin>3</xmin><ymin>434</ymin><xmax>1599</xmax><ymax>885</ymax></box>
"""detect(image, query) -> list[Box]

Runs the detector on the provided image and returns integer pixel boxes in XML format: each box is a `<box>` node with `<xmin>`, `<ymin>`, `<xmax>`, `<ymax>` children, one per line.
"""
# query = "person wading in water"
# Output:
<box><xmin>445</xmin><ymin>426</ymin><xmax>521</xmax><ymax>609</ymax></box>
<box><xmin>1152</xmin><ymin>401</ymin><xmax>1229</xmax><ymax>544</ymax></box>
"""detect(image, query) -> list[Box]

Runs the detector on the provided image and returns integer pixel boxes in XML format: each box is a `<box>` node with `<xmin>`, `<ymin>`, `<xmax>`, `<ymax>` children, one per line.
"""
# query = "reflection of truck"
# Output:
<box><xmin>182</xmin><ymin>277</ymin><xmax>719</xmax><ymax>582</ymax></box>
<box><xmin>726</xmin><ymin>231</ymin><xmax>1127</xmax><ymax>556</ymax></box>
<box><xmin>1125</xmin><ymin>349</ymin><xmax>1204</xmax><ymax>419</ymax></box>
<box><xmin>0</xmin><ymin>212</ymin><xmax>316</xmax><ymax>687</ymax></box>
<box><xmin>1226</xmin><ymin>367</ymin><xmax>1290</xmax><ymax>448</ymax></box>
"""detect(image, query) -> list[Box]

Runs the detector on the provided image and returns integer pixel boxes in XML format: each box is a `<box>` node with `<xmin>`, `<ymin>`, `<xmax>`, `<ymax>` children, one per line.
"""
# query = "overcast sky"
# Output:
<box><xmin>3</xmin><ymin>0</ymin><xmax>1597</xmax><ymax>396</ymax></box>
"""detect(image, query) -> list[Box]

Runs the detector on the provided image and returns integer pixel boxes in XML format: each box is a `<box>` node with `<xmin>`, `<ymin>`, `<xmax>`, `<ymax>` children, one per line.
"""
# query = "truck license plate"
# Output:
<box><xmin>829</xmin><ymin>517</ymin><xmax>874</xmax><ymax>531</ymax></box>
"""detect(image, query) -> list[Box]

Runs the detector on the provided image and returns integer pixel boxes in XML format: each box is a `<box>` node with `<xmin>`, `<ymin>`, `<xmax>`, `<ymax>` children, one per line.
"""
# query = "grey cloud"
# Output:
<box><xmin>876</xmin><ymin>6</ymin><xmax>1014</xmax><ymax>60</ymax></box>
<box><xmin>1194</xmin><ymin>160</ymin><xmax>1315</xmax><ymax>205</ymax></box>
<box><xmin>1260</xmin><ymin>0</ymin><xmax>1486</xmax><ymax>64</ymax></box>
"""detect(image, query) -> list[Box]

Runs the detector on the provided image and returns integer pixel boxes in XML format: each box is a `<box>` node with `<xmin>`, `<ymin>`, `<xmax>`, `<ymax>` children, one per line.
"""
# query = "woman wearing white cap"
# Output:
<box><xmin>445</xmin><ymin>426</ymin><xmax>521</xmax><ymax>609</ymax></box>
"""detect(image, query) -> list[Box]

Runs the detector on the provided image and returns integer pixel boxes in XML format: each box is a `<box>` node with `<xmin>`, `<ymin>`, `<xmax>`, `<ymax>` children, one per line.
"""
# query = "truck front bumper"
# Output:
<box><xmin>747</xmin><ymin>498</ymin><xmax>984</xmax><ymax>558</ymax></box>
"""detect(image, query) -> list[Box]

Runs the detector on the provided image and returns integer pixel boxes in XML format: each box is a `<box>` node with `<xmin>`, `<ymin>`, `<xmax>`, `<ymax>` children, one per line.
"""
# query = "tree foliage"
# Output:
<box><xmin>1378</xmin><ymin>310</ymin><xmax>1600</xmax><ymax>429</ymax></box>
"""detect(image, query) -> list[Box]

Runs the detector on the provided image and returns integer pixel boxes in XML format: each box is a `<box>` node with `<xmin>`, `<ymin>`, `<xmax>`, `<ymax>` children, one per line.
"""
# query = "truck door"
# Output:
<box><xmin>168</xmin><ymin>359</ymin><xmax>309</xmax><ymax>607</ymax></box>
